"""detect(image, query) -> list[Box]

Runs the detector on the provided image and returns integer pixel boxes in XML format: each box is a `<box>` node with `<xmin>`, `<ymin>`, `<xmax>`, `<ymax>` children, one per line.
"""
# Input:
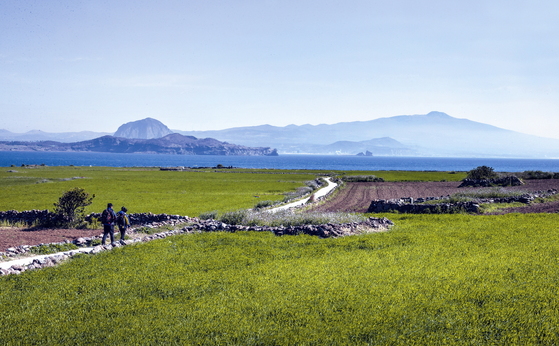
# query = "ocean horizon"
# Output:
<box><xmin>2</xmin><ymin>151</ymin><xmax>559</xmax><ymax>172</ymax></box>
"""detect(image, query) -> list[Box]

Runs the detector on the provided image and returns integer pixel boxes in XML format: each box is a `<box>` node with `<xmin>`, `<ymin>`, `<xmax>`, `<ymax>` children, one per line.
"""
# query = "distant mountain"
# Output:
<box><xmin>0</xmin><ymin>133</ymin><xmax>278</xmax><ymax>156</ymax></box>
<box><xmin>3</xmin><ymin>112</ymin><xmax>559</xmax><ymax>158</ymax></box>
<box><xmin>0</xmin><ymin>129</ymin><xmax>111</xmax><ymax>143</ymax></box>
<box><xmin>176</xmin><ymin>112</ymin><xmax>559</xmax><ymax>158</ymax></box>
<box><xmin>297</xmin><ymin>137</ymin><xmax>415</xmax><ymax>155</ymax></box>
<box><xmin>114</xmin><ymin>118</ymin><xmax>174</xmax><ymax>139</ymax></box>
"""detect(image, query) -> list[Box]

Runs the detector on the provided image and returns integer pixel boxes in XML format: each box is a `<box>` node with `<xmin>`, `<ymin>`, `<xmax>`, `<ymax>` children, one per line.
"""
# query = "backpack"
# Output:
<box><xmin>101</xmin><ymin>209</ymin><xmax>115</xmax><ymax>224</ymax></box>
<box><xmin>117</xmin><ymin>212</ymin><xmax>126</xmax><ymax>227</ymax></box>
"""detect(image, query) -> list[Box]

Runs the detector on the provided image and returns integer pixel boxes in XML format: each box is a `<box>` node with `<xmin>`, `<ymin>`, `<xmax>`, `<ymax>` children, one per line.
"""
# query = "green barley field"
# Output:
<box><xmin>0</xmin><ymin>166</ymin><xmax>318</xmax><ymax>216</ymax></box>
<box><xmin>1</xmin><ymin>214</ymin><xmax>559</xmax><ymax>344</ymax></box>
<box><xmin>2</xmin><ymin>166</ymin><xmax>557</xmax><ymax>344</ymax></box>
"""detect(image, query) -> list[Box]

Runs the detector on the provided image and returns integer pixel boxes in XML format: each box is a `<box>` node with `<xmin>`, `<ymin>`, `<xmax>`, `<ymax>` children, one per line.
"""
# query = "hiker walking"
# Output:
<box><xmin>101</xmin><ymin>203</ymin><xmax>117</xmax><ymax>245</ymax></box>
<box><xmin>116</xmin><ymin>206</ymin><xmax>130</xmax><ymax>244</ymax></box>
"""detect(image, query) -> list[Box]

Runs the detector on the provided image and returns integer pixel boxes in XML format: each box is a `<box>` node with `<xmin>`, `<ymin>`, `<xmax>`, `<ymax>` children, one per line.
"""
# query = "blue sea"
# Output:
<box><xmin>1</xmin><ymin>151</ymin><xmax>559</xmax><ymax>172</ymax></box>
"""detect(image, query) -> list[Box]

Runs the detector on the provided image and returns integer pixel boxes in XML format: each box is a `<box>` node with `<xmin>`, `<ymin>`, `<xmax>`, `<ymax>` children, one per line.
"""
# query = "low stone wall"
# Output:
<box><xmin>0</xmin><ymin>210</ymin><xmax>189</xmax><ymax>227</ymax></box>
<box><xmin>0</xmin><ymin>209</ymin><xmax>54</xmax><ymax>226</ymax></box>
<box><xmin>367</xmin><ymin>189</ymin><xmax>558</xmax><ymax>214</ymax></box>
<box><xmin>368</xmin><ymin>200</ymin><xmax>481</xmax><ymax>214</ymax></box>
<box><xmin>85</xmin><ymin>212</ymin><xmax>187</xmax><ymax>225</ymax></box>
<box><xmin>0</xmin><ymin>215</ymin><xmax>394</xmax><ymax>276</ymax></box>
<box><xmin>458</xmin><ymin>176</ymin><xmax>524</xmax><ymax>187</ymax></box>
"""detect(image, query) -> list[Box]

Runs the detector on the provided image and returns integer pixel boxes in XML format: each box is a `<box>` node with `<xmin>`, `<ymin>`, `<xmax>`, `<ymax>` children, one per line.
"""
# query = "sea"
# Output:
<box><xmin>2</xmin><ymin>151</ymin><xmax>559</xmax><ymax>172</ymax></box>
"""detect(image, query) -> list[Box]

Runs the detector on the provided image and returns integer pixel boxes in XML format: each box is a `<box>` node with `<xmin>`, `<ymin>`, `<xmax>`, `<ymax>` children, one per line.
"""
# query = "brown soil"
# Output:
<box><xmin>0</xmin><ymin>227</ymin><xmax>102</xmax><ymax>252</ymax></box>
<box><xmin>311</xmin><ymin>179</ymin><xmax>559</xmax><ymax>213</ymax></box>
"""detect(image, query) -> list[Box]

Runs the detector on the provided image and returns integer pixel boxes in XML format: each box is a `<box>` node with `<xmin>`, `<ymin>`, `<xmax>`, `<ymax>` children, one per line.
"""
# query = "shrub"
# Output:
<box><xmin>342</xmin><ymin>175</ymin><xmax>385</xmax><ymax>182</ymax></box>
<box><xmin>52</xmin><ymin>188</ymin><xmax>95</xmax><ymax>228</ymax></box>
<box><xmin>519</xmin><ymin>170</ymin><xmax>555</xmax><ymax>180</ymax></box>
<box><xmin>199</xmin><ymin>210</ymin><xmax>218</xmax><ymax>220</ymax></box>
<box><xmin>465</xmin><ymin>166</ymin><xmax>498</xmax><ymax>180</ymax></box>
<box><xmin>136</xmin><ymin>226</ymin><xmax>159</xmax><ymax>235</ymax></box>
<box><xmin>217</xmin><ymin>209</ymin><xmax>366</xmax><ymax>227</ymax></box>
<box><xmin>254</xmin><ymin>200</ymin><xmax>276</xmax><ymax>209</ymax></box>
<box><xmin>219</xmin><ymin>210</ymin><xmax>250</xmax><ymax>225</ymax></box>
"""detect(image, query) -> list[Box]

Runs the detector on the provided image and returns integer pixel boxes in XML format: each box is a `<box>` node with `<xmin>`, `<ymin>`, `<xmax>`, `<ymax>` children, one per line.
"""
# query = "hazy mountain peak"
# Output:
<box><xmin>114</xmin><ymin>118</ymin><xmax>174</xmax><ymax>139</ymax></box>
<box><xmin>425</xmin><ymin>111</ymin><xmax>450</xmax><ymax>117</ymax></box>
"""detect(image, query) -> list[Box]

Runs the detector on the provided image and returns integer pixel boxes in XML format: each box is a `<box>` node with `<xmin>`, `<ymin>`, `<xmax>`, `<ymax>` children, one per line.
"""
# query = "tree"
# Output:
<box><xmin>53</xmin><ymin>187</ymin><xmax>95</xmax><ymax>227</ymax></box>
<box><xmin>465</xmin><ymin>166</ymin><xmax>498</xmax><ymax>180</ymax></box>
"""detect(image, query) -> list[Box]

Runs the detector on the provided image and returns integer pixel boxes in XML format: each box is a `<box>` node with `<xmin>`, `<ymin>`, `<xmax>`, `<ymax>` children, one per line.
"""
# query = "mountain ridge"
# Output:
<box><xmin>174</xmin><ymin>111</ymin><xmax>559</xmax><ymax>158</ymax></box>
<box><xmin>2</xmin><ymin>111</ymin><xmax>558</xmax><ymax>158</ymax></box>
<box><xmin>0</xmin><ymin>133</ymin><xmax>278</xmax><ymax>156</ymax></box>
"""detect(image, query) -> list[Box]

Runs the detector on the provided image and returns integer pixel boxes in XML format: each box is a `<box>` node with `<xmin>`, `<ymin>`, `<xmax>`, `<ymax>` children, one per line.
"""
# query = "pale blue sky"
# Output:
<box><xmin>1</xmin><ymin>1</ymin><xmax>558</xmax><ymax>139</ymax></box>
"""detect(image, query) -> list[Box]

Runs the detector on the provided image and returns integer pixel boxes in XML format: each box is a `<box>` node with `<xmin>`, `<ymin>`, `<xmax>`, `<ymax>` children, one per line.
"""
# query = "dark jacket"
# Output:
<box><xmin>101</xmin><ymin>208</ymin><xmax>117</xmax><ymax>226</ymax></box>
<box><xmin>116</xmin><ymin>210</ymin><xmax>130</xmax><ymax>228</ymax></box>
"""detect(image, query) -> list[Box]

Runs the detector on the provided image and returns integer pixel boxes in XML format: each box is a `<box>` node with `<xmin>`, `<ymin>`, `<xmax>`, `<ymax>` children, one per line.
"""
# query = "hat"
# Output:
<box><xmin>121</xmin><ymin>206</ymin><xmax>127</xmax><ymax>212</ymax></box>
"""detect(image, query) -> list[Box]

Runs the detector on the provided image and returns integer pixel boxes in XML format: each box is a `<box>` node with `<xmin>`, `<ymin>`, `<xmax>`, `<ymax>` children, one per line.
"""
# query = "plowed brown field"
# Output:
<box><xmin>312</xmin><ymin>179</ymin><xmax>559</xmax><ymax>213</ymax></box>
<box><xmin>0</xmin><ymin>228</ymin><xmax>102</xmax><ymax>252</ymax></box>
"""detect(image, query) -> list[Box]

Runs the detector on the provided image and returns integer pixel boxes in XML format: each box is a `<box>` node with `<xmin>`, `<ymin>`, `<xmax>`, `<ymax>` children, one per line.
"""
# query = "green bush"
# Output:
<box><xmin>519</xmin><ymin>170</ymin><xmax>555</xmax><ymax>180</ymax></box>
<box><xmin>342</xmin><ymin>175</ymin><xmax>385</xmax><ymax>182</ymax></box>
<box><xmin>52</xmin><ymin>187</ymin><xmax>95</xmax><ymax>228</ymax></box>
<box><xmin>198</xmin><ymin>210</ymin><xmax>218</xmax><ymax>220</ymax></box>
<box><xmin>254</xmin><ymin>200</ymin><xmax>275</xmax><ymax>209</ymax></box>
<box><xmin>219</xmin><ymin>210</ymin><xmax>249</xmax><ymax>225</ymax></box>
<box><xmin>465</xmin><ymin>165</ymin><xmax>498</xmax><ymax>180</ymax></box>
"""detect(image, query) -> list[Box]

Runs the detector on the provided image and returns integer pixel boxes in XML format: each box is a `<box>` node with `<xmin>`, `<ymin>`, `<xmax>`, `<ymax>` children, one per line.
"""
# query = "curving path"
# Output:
<box><xmin>269</xmin><ymin>177</ymin><xmax>338</xmax><ymax>213</ymax></box>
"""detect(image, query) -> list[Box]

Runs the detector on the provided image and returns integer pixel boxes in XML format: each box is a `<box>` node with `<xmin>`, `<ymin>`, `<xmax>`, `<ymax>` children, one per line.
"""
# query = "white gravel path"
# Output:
<box><xmin>269</xmin><ymin>177</ymin><xmax>338</xmax><ymax>213</ymax></box>
<box><xmin>0</xmin><ymin>247</ymin><xmax>94</xmax><ymax>270</ymax></box>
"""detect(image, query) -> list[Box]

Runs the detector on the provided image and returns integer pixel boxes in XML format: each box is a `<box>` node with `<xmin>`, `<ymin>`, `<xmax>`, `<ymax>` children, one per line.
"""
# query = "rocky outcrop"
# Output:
<box><xmin>114</xmin><ymin>118</ymin><xmax>174</xmax><ymax>139</ymax></box>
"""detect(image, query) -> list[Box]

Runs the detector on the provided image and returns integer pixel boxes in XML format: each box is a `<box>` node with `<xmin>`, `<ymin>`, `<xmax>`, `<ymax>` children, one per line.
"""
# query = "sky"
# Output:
<box><xmin>1</xmin><ymin>0</ymin><xmax>558</xmax><ymax>139</ymax></box>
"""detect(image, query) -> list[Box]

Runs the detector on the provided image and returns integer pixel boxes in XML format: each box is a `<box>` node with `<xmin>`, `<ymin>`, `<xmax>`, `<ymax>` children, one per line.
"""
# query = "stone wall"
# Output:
<box><xmin>0</xmin><ymin>210</ymin><xmax>189</xmax><ymax>227</ymax></box>
<box><xmin>368</xmin><ymin>200</ymin><xmax>480</xmax><ymax>214</ymax></box>
<box><xmin>458</xmin><ymin>176</ymin><xmax>524</xmax><ymax>187</ymax></box>
<box><xmin>0</xmin><ymin>209</ymin><xmax>54</xmax><ymax>226</ymax></box>
<box><xmin>367</xmin><ymin>189</ymin><xmax>558</xmax><ymax>214</ymax></box>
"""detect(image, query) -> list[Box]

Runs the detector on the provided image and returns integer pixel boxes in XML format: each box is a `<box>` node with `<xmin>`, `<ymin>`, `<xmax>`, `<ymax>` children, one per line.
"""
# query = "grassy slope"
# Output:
<box><xmin>1</xmin><ymin>213</ymin><xmax>559</xmax><ymax>344</ymax></box>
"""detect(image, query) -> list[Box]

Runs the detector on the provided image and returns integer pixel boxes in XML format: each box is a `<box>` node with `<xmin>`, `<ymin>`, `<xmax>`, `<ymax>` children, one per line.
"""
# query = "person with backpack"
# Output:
<box><xmin>116</xmin><ymin>206</ymin><xmax>130</xmax><ymax>244</ymax></box>
<box><xmin>101</xmin><ymin>203</ymin><xmax>117</xmax><ymax>245</ymax></box>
